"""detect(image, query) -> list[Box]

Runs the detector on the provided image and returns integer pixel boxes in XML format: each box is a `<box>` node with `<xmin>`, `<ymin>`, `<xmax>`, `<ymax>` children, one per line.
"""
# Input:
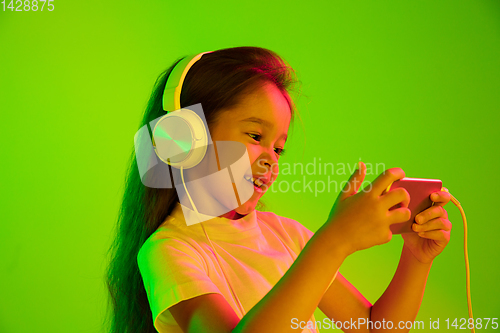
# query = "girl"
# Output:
<box><xmin>106</xmin><ymin>46</ymin><xmax>452</xmax><ymax>333</ymax></box>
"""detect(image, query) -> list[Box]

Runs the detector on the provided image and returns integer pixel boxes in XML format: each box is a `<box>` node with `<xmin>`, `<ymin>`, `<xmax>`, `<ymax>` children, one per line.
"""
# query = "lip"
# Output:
<box><xmin>254</xmin><ymin>175</ymin><xmax>270</xmax><ymax>186</ymax></box>
<box><xmin>243</xmin><ymin>173</ymin><xmax>271</xmax><ymax>190</ymax></box>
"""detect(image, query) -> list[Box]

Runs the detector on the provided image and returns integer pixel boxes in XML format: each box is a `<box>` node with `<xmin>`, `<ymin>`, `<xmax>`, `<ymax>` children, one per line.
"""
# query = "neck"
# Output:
<box><xmin>219</xmin><ymin>209</ymin><xmax>247</xmax><ymax>220</ymax></box>
<box><xmin>177</xmin><ymin>192</ymin><xmax>250</xmax><ymax>220</ymax></box>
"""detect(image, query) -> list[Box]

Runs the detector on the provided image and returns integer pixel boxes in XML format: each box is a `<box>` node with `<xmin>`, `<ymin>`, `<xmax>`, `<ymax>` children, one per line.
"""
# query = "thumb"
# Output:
<box><xmin>338</xmin><ymin>161</ymin><xmax>366</xmax><ymax>201</ymax></box>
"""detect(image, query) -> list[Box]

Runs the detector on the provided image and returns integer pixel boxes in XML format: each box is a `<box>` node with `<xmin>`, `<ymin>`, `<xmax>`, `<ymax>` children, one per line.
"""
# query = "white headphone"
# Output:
<box><xmin>151</xmin><ymin>51</ymin><xmax>211</xmax><ymax>169</ymax></box>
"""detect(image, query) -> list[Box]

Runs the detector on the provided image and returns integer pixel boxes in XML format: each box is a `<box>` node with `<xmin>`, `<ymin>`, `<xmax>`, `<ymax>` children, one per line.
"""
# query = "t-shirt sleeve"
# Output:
<box><xmin>137</xmin><ymin>235</ymin><xmax>222</xmax><ymax>331</ymax></box>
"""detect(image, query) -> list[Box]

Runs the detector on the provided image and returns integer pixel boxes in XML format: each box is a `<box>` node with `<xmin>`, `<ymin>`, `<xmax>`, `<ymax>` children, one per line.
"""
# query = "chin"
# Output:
<box><xmin>235</xmin><ymin>200</ymin><xmax>258</xmax><ymax>215</ymax></box>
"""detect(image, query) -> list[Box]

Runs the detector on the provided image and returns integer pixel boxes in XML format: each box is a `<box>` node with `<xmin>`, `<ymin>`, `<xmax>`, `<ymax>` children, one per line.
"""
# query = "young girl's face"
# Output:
<box><xmin>209</xmin><ymin>81</ymin><xmax>291</xmax><ymax>216</ymax></box>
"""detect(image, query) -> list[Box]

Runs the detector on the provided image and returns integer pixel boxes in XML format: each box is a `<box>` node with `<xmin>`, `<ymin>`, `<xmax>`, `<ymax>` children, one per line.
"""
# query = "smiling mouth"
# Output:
<box><xmin>244</xmin><ymin>175</ymin><xmax>264</xmax><ymax>188</ymax></box>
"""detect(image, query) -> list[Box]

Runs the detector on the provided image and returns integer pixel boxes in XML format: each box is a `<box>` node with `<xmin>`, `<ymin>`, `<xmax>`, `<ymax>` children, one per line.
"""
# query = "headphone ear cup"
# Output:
<box><xmin>152</xmin><ymin>108</ymin><xmax>208</xmax><ymax>169</ymax></box>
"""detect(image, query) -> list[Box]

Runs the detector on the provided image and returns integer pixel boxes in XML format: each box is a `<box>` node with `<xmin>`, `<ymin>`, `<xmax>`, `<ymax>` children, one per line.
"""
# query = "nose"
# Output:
<box><xmin>256</xmin><ymin>148</ymin><xmax>279</xmax><ymax>176</ymax></box>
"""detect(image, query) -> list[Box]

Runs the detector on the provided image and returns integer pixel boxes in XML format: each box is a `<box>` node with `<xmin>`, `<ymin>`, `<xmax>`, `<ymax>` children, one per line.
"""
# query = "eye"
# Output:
<box><xmin>248</xmin><ymin>133</ymin><xmax>286</xmax><ymax>157</ymax></box>
<box><xmin>248</xmin><ymin>133</ymin><xmax>261</xmax><ymax>142</ymax></box>
<box><xmin>274</xmin><ymin>147</ymin><xmax>286</xmax><ymax>156</ymax></box>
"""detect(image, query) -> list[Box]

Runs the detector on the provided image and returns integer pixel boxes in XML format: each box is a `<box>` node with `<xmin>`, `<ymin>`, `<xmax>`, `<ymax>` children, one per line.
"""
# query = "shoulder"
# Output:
<box><xmin>137</xmin><ymin>218</ymin><xmax>207</xmax><ymax>274</ymax></box>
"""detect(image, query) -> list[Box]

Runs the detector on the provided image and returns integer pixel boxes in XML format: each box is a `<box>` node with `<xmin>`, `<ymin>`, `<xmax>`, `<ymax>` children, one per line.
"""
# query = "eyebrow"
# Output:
<box><xmin>240</xmin><ymin>117</ymin><xmax>288</xmax><ymax>140</ymax></box>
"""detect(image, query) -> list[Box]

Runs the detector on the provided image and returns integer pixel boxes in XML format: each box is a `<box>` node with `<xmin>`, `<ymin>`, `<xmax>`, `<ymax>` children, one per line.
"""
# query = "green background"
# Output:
<box><xmin>1</xmin><ymin>0</ymin><xmax>499</xmax><ymax>332</ymax></box>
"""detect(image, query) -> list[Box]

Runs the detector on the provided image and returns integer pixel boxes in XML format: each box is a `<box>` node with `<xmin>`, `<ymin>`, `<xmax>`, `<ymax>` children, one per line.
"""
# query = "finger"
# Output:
<box><xmin>337</xmin><ymin>161</ymin><xmax>366</xmax><ymax>201</ymax></box>
<box><xmin>388</xmin><ymin>207</ymin><xmax>411</xmax><ymax>225</ymax></box>
<box><xmin>369</xmin><ymin>168</ymin><xmax>406</xmax><ymax>197</ymax></box>
<box><xmin>430</xmin><ymin>189</ymin><xmax>451</xmax><ymax>207</ymax></box>
<box><xmin>382</xmin><ymin>187</ymin><xmax>410</xmax><ymax>209</ymax></box>
<box><xmin>412</xmin><ymin>217</ymin><xmax>452</xmax><ymax>233</ymax></box>
<box><xmin>416</xmin><ymin>229</ymin><xmax>450</xmax><ymax>243</ymax></box>
<box><xmin>415</xmin><ymin>205</ymin><xmax>448</xmax><ymax>224</ymax></box>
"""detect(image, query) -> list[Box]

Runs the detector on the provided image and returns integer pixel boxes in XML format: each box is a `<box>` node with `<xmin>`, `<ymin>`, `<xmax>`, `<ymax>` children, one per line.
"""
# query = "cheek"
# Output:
<box><xmin>268</xmin><ymin>165</ymin><xmax>279</xmax><ymax>185</ymax></box>
<box><xmin>272</xmin><ymin>163</ymin><xmax>280</xmax><ymax>176</ymax></box>
<box><xmin>245</xmin><ymin>145</ymin><xmax>260</xmax><ymax>165</ymax></box>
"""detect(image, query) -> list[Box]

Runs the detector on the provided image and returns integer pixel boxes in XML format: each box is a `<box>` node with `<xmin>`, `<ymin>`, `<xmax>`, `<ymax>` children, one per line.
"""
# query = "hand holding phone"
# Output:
<box><xmin>385</xmin><ymin>178</ymin><xmax>443</xmax><ymax>234</ymax></box>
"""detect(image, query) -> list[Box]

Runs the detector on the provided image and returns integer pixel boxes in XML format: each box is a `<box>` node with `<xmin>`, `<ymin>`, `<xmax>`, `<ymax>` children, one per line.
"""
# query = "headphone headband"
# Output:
<box><xmin>162</xmin><ymin>51</ymin><xmax>213</xmax><ymax>112</ymax></box>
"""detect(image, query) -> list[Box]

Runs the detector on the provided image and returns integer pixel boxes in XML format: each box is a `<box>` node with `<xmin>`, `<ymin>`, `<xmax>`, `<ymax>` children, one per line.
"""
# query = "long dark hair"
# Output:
<box><xmin>106</xmin><ymin>46</ymin><xmax>300</xmax><ymax>333</ymax></box>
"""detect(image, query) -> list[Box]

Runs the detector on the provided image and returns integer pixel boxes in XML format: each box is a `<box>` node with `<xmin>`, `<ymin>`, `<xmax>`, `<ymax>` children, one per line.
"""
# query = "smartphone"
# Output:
<box><xmin>385</xmin><ymin>177</ymin><xmax>443</xmax><ymax>234</ymax></box>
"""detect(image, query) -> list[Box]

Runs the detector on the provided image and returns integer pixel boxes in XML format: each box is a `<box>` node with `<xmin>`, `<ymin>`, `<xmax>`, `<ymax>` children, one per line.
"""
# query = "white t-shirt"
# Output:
<box><xmin>138</xmin><ymin>202</ymin><xmax>338</xmax><ymax>333</ymax></box>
